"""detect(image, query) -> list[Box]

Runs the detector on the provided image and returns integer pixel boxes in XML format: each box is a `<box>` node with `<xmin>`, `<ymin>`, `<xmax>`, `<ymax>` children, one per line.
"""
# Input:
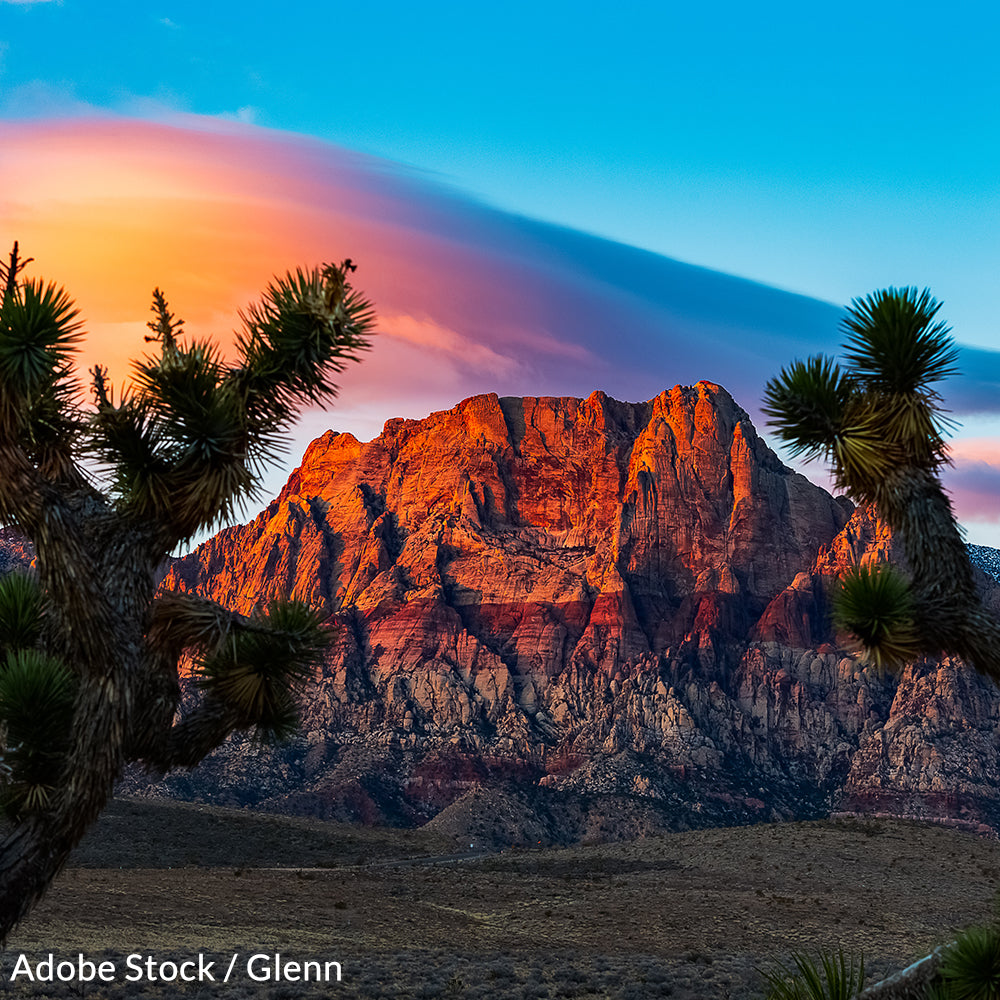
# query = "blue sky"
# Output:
<box><xmin>3</xmin><ymin>1</ymin><xmax>997</xmax><ymax>321</ymax></box>
<box><xmin>2</xmin><ymin>0</ymin><xmax>1000</xmax><ymax>539</ymax></box>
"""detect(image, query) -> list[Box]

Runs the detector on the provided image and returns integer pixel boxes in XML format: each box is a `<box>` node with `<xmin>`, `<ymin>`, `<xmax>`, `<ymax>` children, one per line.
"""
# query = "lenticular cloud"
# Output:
<box><xmin>2</xmin><ymin>113</ymin><xmax>998</xmax><ymax>527</ymax></box>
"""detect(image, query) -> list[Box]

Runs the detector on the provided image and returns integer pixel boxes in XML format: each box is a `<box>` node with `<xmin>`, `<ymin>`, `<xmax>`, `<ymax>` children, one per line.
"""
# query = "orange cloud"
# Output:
<box><xmin>5</xmin><ymin>120</ymin><xmax>571</xmax><ymax>384</ymax></box>
<box><xmin>1</xmin><ymin>116</ymin><xmax>630</xmax><ymax>455</ymax></box>
<box><xmin>3</xmin><ymin>120</ymin><xmax>358</xmax><ymax>378</ymax></box>
<box><xmin>9</xmin><ymin>113</ymin><xmax>998</xmax><ymax>545</ymax></box>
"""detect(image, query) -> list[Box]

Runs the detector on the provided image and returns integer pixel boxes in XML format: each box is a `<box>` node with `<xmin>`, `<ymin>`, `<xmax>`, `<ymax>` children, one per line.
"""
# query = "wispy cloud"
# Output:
<box><xmin>214</xmin><ymin>105</ymin><xmax>258</xmax><ymax>124</ymax></box>
<box><xmin>0</xmin><ymin>81</ymin><xmax>98</xmax><ymax>117</ymax></box>
<box><xmin>381</xmin><ymin>313</ymin><xmax>523</xmax><ymax>379</ymax></box>
<box><xmin>0</xmin><ymin>80</ymin><xmax>193</xmax><ymax>123</ymax></box>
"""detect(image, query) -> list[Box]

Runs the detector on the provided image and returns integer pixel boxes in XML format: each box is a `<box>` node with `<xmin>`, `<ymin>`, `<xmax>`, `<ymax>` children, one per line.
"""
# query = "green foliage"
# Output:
<box><xmin>760</xmin><ymin>950</ymin><xmax>865</xmax><ymax>1000</ymax></box>
<box><xmin>89</xmin><ymin>261</ymin><xmax>374</xmax><ymax>542</ymax></box>
<box><xmin>0</xmin><ymin>572</ymin><xmax>68</xmax><ymax>814</ymax></box>
<box><xmin>235</xmin><ymin>262</ymin><xmax>374</xmax><ymax>415</ymax></box>
<box><xmin>0</xmin><ymin>278</ymin><xmax>82</xmax><ymax>395</ymax></box>
<box><xmin>842</xmin><ymin>287</ymin><xmax>958</xmax><ymax>396</ymax></box>
<box><xmin>762</xmin><ymin>355</ymin><xmax>859</xmax><ymax>460</ymax></box>
<box><xmin>0</xmin><ymin>253</ymin><xmax>374</xmax><ymax>542</ymax></box>
<box><xmin>832</xmin><ymin>564</ymin><xmax>920</xmax><ymax>671</ymax></box>
<box><xmin>0</xmin><ymin>276</ymin><xmax>85</xmax><ymax>476</ymax></box>
<box><xmin>0</xmin><ymin>572</ymin><xmax>44</xmax><ymax>655</ymax></box>
<box><xmin>936</xmin><ymin>926</ymin><xmax>1000</xmax><ymax>1000</ymax></box>
<box><xmin>763</xmin><ymin>359</ymin><xmax>900</xmax><ymax>505</ymax></box>
<box><xmin>763</xmin><ymin>286</ymin><xmax>953</xmax><ymax>507</ymax></box>
<box><xmin>763</xmin><ymin>286</ymin><xmax>1000</xmax><ymax>676</ymax></box>
<box><xmin>194</xmin><ymin>599</ymin><xmax>328</xmax><ymax>739</ymax></box>
<box><xmin>124</xmin><ymin>337</ymin><xmax>254</xmax><ymax>532</ymax></box>
<box><xmin>0</xmin><ymin>648</ymin><xmax>77</xmax><ymax>817</ymax></box>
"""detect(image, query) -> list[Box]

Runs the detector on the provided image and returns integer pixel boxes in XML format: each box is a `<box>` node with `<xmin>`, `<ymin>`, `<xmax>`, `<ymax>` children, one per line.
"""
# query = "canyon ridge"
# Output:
<box><xmin>124</xmin><ymin>383</ymin><xmax>1000</xmax><ymax>844</ymax></box>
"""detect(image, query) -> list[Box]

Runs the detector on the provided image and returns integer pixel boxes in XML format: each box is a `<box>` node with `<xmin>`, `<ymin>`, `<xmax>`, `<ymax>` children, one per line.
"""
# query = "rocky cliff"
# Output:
<box><xmin>0</xmin><ymin>527</ymin><xmax>34</xmax><ymax>574</ymax></box>
<box><xmin>133</xmin><ymin>384</ymin><xmax>1000</xmax><ymax>843</ymax></box>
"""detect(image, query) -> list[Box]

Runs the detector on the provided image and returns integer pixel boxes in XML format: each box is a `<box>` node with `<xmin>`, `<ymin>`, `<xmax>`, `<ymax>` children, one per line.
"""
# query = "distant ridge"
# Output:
<box><xmin>968</xmin><ymin>544</ymin><xmax>1000</xmax><ymax>582</ymax></box>
<box><xmin>104</xmin><ymin>385</ymin><xmax>1000</xmax><ymax>842</ymax></box>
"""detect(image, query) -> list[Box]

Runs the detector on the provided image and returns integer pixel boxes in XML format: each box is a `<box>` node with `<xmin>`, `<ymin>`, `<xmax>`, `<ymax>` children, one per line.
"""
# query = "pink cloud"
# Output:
<box><xmin>949</xmin><ymin>438</ymin><xmax>1000</xmax><ymax>467</ymax></box>
<box><xmin>0</xmin><ymin>117</ymin><xmax>617</xmax><ymax>402</ymax></box>
<box><xmin>945</xmin><ymin>459</ymin><xmax>1000</xmax><ymax>523</ymax></box>
<box><xmin>5</xmin><ymin>113</ymin><xmax>999</xmax><ymax>539</ymax></box>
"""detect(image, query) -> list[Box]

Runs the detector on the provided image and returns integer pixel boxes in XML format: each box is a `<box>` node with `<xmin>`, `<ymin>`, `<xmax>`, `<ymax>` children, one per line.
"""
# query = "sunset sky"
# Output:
<box><xmin>1</xmin><ymin>0</ymin><xmax>999</xmax><ymax>544</ymax></box>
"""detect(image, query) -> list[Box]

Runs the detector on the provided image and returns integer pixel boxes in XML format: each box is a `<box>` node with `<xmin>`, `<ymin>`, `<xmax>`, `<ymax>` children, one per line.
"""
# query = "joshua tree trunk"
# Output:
<box><xmin>882</xmin><ymin>466</ymin><xmax>1000</xmax><ymax>674</ymax></box>
<box><xmin>0</xmin><ymin>245</ymin><xmax>373</xmax><ymax>938</ymax></box>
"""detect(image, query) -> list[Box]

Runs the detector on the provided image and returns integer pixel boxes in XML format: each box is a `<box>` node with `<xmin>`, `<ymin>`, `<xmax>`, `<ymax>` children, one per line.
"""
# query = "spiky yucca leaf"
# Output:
<box><xmin>832</xmin><ymin>564</ymin><xmax>921</xmax><ymax>670</ymax></box>
<box><xmin>0</xmin><ymin>649</ymin><xmax>76</xmax><ymax>752</ymax></box>
<box><xmin>762</xmin><ymin>355</ymin><xmax>854</xmax><ymax>461</ymax></box>
<box><xmin>0</xmin><ymin>278</ymin><xmax>84</xmax><ymax>475</ymax></box>
<box><xmin>0</xmin><ymin>649</ymin><xmax>76</xmax><ymax>817</ymax></box>
<box><xmin>0</xmin><ymin>278</ymin><xmax>83</xmax><ymax>394</ymax></box>
<box><xmin>760</xmin><ymin>949</ymin><xmax>865</xmax><ymax>1000</ymax></box>
<box><xmin>828</xmin><ymin>403</ymin><xmax>898</xmax><ymax>502</ymax></box>
<box><xmin>147</xmin><ymin>590</ymin><xmax>240</xmax><ymax>658</ymax></box>
<box><xmin>194</xmin><ymin>600</ymin><xmax>327</xmax><ymax>739</ymax></box>
<box><xmin>938</xmin><ymin>926</ymin><xmax>1000</xmax><ymax>1000</ymax></box>
<box><xmin>0</xmin><ymin>572</ymin><xmax>44</xmax><ymax>654</ymax></box>
<box><xmin>88</xmin><ymin>388</ymin><xmax>170</xmax><ymax>510</ymax></box>
<box><xmin>132</xmin><ymin>343</ymin><xmax>246</xmax><ymax>468</ymax></box>
<box><xmin>872</xmin><ymin>391</ymin><xmax>952</xmax><ymax>472</ymax></box>
<box><xmin>235</xmin><ymin>263</ymin><xmax>374</xmax><ymax>419</ymax></box>
<box><xmin>842</xmin><ymin>286</ymin><xmax>958</xmax><ymax>395</ymax></box>
<box><xmin>922</xmin><ymin>985</ymin><xmax>951</xmax><ymax>1000</ymax></box>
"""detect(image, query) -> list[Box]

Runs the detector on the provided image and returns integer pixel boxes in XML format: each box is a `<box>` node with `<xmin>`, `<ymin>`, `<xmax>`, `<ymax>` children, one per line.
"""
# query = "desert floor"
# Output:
<box><xmin>6</xmin><ymin>799</ymin><xmax>1000</xmax><ymax>998</ymax></box>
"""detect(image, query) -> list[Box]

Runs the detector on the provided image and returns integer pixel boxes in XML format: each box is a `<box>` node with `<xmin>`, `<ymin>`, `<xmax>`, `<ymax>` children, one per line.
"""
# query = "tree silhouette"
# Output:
<box><xmin>0</xmin><ymin>242</ymin><xmax>374</xmax><ymax>938</ymax></box>
<box><xmin>763</xmin><ymin>287</ymin><xmax>1000</xmax><ymax>675</ymax></box>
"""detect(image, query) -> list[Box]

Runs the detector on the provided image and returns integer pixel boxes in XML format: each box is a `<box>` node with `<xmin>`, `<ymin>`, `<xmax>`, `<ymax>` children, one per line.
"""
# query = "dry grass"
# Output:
<box><xmin>5</xmin><ymin>803</ymin><xmax>1000</xmax><ymax>998</ymax></box>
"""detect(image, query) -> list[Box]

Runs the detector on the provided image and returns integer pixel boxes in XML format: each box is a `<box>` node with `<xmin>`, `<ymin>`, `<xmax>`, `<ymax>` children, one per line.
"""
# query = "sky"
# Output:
<box><xmin>1</xmin><ymin>0</ymin><xmax>1000</xmax><ymax>544</ymax></box>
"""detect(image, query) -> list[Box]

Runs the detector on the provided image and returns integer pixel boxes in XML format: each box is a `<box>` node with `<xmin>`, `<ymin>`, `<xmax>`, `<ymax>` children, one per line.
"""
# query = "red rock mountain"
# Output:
<box><xmin>146</xmin><ymin>384</ymin><xmax>1000</xmax><ymax>842</ymax></box>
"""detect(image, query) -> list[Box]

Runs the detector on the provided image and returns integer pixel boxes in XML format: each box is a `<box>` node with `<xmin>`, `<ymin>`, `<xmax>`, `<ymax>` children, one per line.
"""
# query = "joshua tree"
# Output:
<box><xmin>0</xmin><ymin>242</ymin><xmax>374</xmax><ymax>938</ymax></box>
<box><xmin>763</xmin><ymin>286</ymin><xmax>1000</xmax><ymax>676</ymax></box>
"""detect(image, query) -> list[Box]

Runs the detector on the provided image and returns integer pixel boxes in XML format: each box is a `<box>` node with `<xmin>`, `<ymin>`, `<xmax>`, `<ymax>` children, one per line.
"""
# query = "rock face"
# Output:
<box><xmin>143</xmin><ymin>384</ymin><xmax>1000</xmax><ymax>842</ymax></box>
<box><xmin>0</xmin><ymin>527</ymin><xmax>34</xmax><ymax>574</ymax></box>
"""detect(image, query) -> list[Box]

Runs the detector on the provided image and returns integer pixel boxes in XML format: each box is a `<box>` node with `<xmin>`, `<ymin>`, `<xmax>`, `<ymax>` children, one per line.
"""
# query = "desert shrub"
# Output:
<box><xmin>760</xmin><ymin>950</ymin><xmax>864</xmax><ymax>1000</ymax></box>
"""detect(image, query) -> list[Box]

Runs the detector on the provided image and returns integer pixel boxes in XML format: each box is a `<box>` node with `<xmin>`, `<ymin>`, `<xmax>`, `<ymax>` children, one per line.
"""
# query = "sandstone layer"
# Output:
<box><xmin>132</xmin><ymin>384</ymin><xmax>1000</xmax><ymax>842</ymax></box>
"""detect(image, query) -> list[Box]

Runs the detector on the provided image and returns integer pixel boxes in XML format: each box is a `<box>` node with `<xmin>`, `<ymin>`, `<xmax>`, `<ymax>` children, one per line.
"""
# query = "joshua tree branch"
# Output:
<box><xmin>133</xmin><ymin>696</ymin><xmax>246</xmax><ymax>774</ymax></box>
<box><xmin>0</xmin><ymin>245</ymin><xmax>366</xmax><ymax>940</ymax></box>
